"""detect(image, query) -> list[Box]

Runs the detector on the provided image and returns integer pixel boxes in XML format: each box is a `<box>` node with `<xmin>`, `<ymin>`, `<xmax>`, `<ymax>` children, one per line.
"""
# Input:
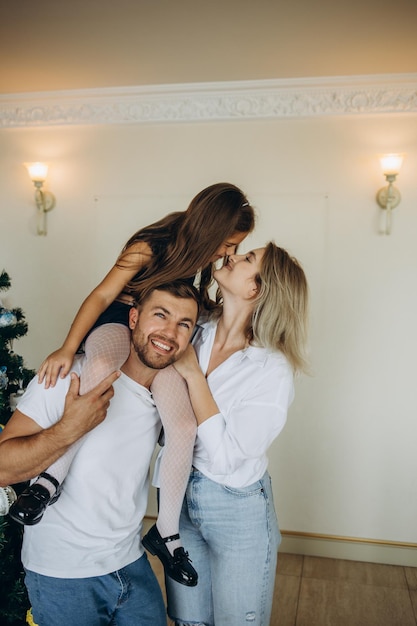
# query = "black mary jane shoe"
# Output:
<box><xmin>142</xmin><ymin>524</ymin><xmax>198</xmax><ymax>587</ymax></box>
<box><xmin>9</xmin><ymin>472</ymin><xmax>62</xmax><ymax>526</ymax></box>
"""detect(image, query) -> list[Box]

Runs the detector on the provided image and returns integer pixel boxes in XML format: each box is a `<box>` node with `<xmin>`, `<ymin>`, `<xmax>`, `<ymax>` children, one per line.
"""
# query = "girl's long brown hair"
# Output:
<box><xmin>117</xmin><ymin>182</ymin><xmax>255</xmax><ymax>310</ymax></box>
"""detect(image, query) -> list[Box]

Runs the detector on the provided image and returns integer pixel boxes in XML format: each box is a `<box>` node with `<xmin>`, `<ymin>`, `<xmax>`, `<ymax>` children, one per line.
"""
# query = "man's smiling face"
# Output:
<box><xmin>129</xmin><ymin>289</ymin><xmax>198</xmax><ymax>370</ymax></box>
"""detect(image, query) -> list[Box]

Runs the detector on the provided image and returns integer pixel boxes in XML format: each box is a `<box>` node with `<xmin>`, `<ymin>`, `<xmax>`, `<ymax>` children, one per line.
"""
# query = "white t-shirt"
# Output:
<box><xmin>19</xmin><ymin>358</ymin><xmax>161</xmax><ymax>578</ymax></box>
<box><xmin>191</xmin><ymin>320</ymin><xmax>294</xmax><ymax>487</ymax></box>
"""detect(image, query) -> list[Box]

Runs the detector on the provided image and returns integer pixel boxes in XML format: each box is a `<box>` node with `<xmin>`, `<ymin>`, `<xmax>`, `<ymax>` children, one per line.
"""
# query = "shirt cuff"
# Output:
<box><xmin>197</xmin><ymin>412</ymin><xmax>224</xmax><ymax>458</ymax></box>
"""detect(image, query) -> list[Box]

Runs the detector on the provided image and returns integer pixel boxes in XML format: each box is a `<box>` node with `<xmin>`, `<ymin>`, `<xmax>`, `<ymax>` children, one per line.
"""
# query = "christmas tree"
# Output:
<box><xmin>0</xmin><ymin>270</ymin><xmax>36</xmax><ymax>626</ymax></box>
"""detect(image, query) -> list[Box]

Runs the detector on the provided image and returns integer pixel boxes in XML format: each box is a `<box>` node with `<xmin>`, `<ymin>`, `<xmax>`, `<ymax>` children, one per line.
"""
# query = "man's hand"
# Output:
<box><xmin>57</xmin><ymin>371</ymin><xmax>121</xmax><ymax>443</ymax></box>
<box><xmin>0</xmin><ymin>370</ymin><xmax>120</xmax><ymax>486</ymax></box>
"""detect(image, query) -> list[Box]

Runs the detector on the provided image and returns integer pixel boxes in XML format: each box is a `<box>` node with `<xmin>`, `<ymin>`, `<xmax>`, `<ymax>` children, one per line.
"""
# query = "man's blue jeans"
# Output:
<box><xmin>25</xmin><ymin>553</ymin><xmax>166</xmax><ymax>626</ymax></box>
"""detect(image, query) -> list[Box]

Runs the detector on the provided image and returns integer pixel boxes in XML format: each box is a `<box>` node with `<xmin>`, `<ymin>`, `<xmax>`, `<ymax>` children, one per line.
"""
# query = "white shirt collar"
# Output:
<box><xmin>196</xmin><ymin>318</ymin><xmax>269</xmax><ymax>368</ymax></box>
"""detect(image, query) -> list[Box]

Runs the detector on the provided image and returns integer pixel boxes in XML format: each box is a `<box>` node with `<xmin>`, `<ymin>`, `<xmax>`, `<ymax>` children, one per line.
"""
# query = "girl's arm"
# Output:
<box><xmin>38</xmin><ymin>241</ymin><xmax>152</xmax><ymax>388</ymax></box>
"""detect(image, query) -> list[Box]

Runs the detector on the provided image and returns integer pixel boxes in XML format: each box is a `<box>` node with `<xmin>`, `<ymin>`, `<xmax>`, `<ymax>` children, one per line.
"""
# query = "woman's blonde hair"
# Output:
<box><xmin>252</xmin><ymin>242</ymin><xmax>309</xmax><ymax>374</ymax></box>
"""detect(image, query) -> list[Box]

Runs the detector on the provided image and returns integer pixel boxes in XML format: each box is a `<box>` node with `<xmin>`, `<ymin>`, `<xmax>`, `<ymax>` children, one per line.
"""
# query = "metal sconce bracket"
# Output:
<box><xmin>25</xmin><ymin>163</ymin><xmax>56</xmax><ymax>236</ymax></box>
<box><xmin>376</xmin><ymin>155</ymin><xmax>403</xmax><ymax>235</ymax></box>
<box><xmin>34</xmin><ymin>183</ymin><xmax>56</xmax><ymax>236</ymax></box>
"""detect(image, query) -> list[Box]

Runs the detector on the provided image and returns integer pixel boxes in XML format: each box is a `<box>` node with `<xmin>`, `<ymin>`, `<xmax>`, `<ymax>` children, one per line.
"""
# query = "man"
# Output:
<box><xmin>0</xmin><ymin>281</ymin><xmax>199</xmax><ymax>626</ymax></box>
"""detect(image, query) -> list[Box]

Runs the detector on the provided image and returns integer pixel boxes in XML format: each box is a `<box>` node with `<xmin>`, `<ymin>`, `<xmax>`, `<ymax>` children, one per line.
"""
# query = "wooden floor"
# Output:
<box><xmin>148</xmin><ymin>551</ymin><xmax>417</xmax><ymax>625</ymax></box>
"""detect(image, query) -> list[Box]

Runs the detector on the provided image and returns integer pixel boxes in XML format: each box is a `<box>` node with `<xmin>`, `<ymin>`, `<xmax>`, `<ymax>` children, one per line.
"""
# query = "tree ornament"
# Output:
<box><xmin>0</xmin><ymin>486</ymin><xmax>17</xmax><ymax>516</ymax></box>
<box><xmin>9</xmin><ymin>389</ymin><xmax>25</xmax><ymax>412</ymax></box>
<box><xmin>0</xmin><ymin>304</ymin><xmax>17</xmax><ymax>328</ymax></box>
<box><xmin>26</xmin><ymin>608</ymin><xmax>39</xmax><ymax>626</ymax></box>
<box><xmin>0</xmin><ymin>366</ymin><xmax>8</xmax><ymax>389</ymax></box>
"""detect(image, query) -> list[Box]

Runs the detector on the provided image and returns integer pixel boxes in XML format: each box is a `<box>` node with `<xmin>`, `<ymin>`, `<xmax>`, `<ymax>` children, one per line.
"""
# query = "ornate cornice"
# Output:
<box><xmin>1</xmin><ymin>74</ymin><xmax>416</xmax><ymax>128</ymax></box>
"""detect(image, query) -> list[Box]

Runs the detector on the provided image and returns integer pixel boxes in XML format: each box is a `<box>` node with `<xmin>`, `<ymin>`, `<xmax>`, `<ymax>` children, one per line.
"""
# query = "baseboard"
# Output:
<box><xmin>280</xmin><ymin>530</ymin><xmax>417</xmax><ymax>567</ymax></box>
<box><xmin>144</xmin><ymin>516</ymin><xmax>416</xmax><ymax>567</ymax></box>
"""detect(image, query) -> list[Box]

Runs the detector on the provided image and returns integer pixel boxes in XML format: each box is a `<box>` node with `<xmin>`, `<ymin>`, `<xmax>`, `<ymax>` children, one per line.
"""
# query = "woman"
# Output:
<box><xmin>156</xmin><ymin>242</ymin><xmax>309</xmax><ymax>626</ymax></box>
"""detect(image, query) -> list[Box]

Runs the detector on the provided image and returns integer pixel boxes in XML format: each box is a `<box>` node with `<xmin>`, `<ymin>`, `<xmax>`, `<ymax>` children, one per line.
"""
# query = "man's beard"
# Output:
<box><xmin>132</xmin><ymin>332</ymin><xmax>179</xmax><ymax>370</ymax></box>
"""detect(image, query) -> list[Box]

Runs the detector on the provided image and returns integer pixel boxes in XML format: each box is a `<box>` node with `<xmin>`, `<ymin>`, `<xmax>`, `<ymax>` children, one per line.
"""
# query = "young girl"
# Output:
<box><xmin>9</xmin><ymin>182</ymin><xmax>255</xmax><ymax>586</ymax></box>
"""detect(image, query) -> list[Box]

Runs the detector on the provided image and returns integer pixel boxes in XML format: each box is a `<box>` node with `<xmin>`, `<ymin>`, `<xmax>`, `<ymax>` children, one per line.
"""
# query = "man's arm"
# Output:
<box><xmin>0</xmin><ymin>371</ymin><xmax>120</xmax><ymax>486</ymax></box>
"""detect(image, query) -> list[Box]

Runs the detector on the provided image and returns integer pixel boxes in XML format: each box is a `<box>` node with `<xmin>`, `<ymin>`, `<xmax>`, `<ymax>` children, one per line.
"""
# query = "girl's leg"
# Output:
<box><xmin>165</xmin><ymin>472</ymin><xmax>214</xmax><ymax>625</ymax></box>
<box><xmin>150</xmin><ymin>366</ymin><xmax>197</xmax><ymax>554</ymax></box>
<box><xmin>15</xmin><ymin>324</ymin><xmax>130</xmax><ymax>513</ymax></box>
<box><xmin>78</xmin><ymin>323</ymin><xmax>131</xmax><ymax>396</ymax></box>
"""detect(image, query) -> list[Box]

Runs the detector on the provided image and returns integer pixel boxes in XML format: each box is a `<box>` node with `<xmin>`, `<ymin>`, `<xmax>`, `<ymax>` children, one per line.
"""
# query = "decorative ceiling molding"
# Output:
<box><xmin>1</xmin><ymin>74</ymin><xmax>416</xmax><ymax>128</ymax></box>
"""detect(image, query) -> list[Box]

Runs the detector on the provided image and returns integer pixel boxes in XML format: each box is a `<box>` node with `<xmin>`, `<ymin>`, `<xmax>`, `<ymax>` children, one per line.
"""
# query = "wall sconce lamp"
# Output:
<box><xmin>24</xmin><ymin>162</ymin><xmax>56</xmax><ymax>235</ymax></box>
<box><xmin>376</xmin><ymin>153</ymin><xmax>403</xmax><ymax>235</ymax></box>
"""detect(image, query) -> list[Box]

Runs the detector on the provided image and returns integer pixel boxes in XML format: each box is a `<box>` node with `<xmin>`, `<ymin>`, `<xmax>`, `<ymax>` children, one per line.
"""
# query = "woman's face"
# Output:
<box><xmin>214</xmin><ymin>247</ymin><xmax>265</xmax><ymax>299</ymax></box>
<box><xmin>210</xmin><ymin>232</ymin><xmax>248</xmax><ymax>263</ymax></box>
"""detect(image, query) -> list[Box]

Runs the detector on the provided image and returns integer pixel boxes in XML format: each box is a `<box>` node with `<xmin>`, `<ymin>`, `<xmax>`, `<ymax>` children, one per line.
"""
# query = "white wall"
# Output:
<box><xmin>1</xmin><ymin>108</ymin><xmax>416</xmax><ymax>565</ymax></box>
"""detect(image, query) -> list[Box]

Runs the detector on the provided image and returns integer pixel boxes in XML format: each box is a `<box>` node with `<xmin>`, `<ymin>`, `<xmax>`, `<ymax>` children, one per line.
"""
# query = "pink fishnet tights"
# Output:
<box><xmin>36</xmin><ymin>324</ymin><xmax>130</xmax><ymax>493</ymax></box>
<box><xmin>151</xmin><ymin>365</ymin><xmax>197</xmax><ymax>554</ymax></box>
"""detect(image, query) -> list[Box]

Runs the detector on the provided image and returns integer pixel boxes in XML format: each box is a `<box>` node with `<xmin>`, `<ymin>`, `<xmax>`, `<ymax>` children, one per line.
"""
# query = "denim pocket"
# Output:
<box><xmin>222</xmin><ymin>480</ymin><xmax>264</xmax><ymax>497</ymax></box>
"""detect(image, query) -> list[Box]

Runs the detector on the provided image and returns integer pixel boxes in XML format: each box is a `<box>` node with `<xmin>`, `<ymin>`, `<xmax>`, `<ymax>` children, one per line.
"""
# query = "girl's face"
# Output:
<box><xmin>210</xmin><ymin>232</ymin><xmax>248</xmax><ymax>263</ymax></box>
<box><xmin>214</xmin><ymin>248</ymin><xmax>265</xmax><ymax>299</ymax></box>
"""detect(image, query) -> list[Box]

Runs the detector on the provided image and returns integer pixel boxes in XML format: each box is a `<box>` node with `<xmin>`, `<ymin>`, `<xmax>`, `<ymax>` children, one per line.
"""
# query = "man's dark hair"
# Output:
<box><xmin>135</xmin><ymin>280</ymin><xmax>200</xmax><ymax>318</ymax></box>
